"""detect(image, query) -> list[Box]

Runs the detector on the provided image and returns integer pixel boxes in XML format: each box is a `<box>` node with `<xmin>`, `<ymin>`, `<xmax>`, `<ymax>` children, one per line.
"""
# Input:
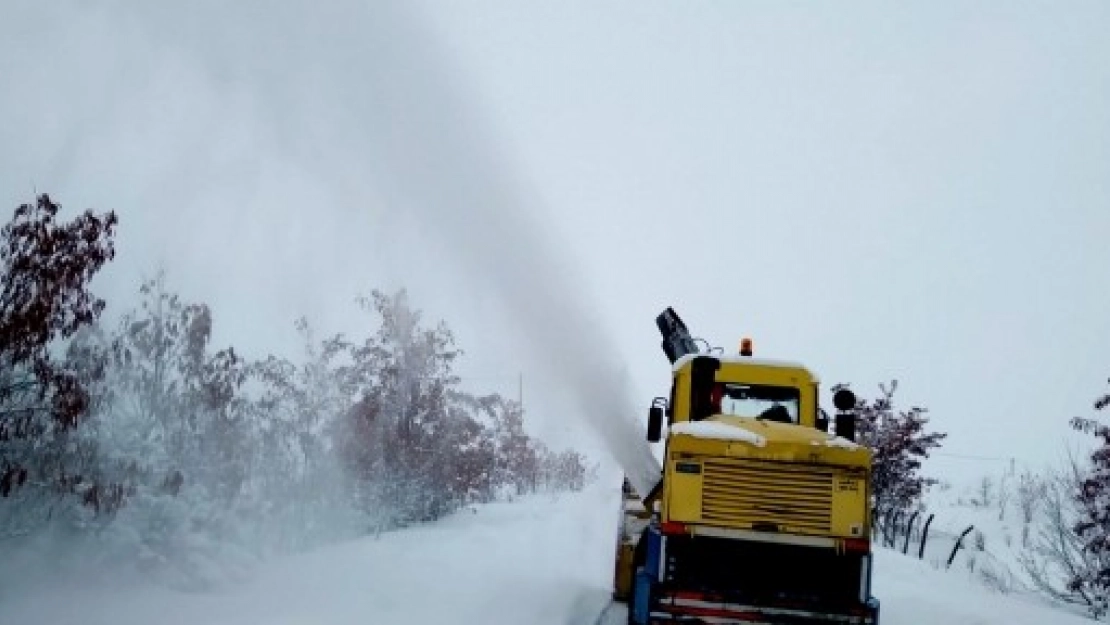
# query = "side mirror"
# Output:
<box><xmin>835</xmin><ymin>412</ymin><xmax>856</xmax><ymax>442</ymax></box>
<box><xmin>647</xmin><ymin>397</ymin><xmax>667</xmax><ymax>442</ymax></box>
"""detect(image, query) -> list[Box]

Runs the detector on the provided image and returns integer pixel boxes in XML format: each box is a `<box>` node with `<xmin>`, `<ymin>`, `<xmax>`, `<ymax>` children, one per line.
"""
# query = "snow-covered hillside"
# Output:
<box><xmin>0</xmin><ymin>480</ymin><xmax>1090</xmax><ymax>625</ymax></box>
<box><xmin>904</xmin><ymin>467</ymin><xmax>1095</xmax><ymax>618</ymax></box>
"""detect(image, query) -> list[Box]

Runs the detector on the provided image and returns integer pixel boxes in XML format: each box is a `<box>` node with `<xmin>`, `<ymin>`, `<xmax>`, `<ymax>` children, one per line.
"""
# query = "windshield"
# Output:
<box><xmin>711</xmin><ymin>383</ymin><xmax>800</xmax><ymax>423</ymax></box>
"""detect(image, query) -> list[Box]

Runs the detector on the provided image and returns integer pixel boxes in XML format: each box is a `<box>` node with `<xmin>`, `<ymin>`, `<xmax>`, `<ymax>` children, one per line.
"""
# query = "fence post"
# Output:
<box><xmin>902</xmin><ymin>510</ymin><xmax>920</xmax><ymax>554</ymax></box>
<box><xmin>945</xmin><ymin>525</ymin><xmax>975</xmax><ymax>569</ymax></box>
<box><xmin>889</xmin><ymin>509</ymin><xmax>900</xmax><ymax>547</ymax></box>
<box><xmin>918</xmin><ymin>514</ymin><xmax>934</xmax><ymax>559</ymax></box>
<box><xmin>889</xmin><ymin>510</ymin><xmax>903</xmax><ymax>547</ymax></box>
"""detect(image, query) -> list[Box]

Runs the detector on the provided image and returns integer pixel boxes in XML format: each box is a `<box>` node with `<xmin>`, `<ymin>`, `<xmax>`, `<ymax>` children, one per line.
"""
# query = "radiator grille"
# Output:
<box><xmin>701</xmin><ymin>458</ymin><xmax>833</xmax><ymax>534</ymax></box>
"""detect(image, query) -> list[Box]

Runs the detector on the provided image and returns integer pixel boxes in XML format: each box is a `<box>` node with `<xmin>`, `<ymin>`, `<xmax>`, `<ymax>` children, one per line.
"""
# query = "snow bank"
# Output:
<box><xmin>669</xmin><ymin>421</ymin><xmax>766</xmax><ymax>447</ymax></box>
<box><xmin>1</xmin><ymin>481</ymin><xmax>1088</xmax><ymax>625</ymax></box>
<box><xmin>871</xmin><ymin>548</ymin><xmax>1088</xmax><ymax>624</ymax></box>
<box><xmin>0</xmin><ymin>485</ymin><xmax>623</xmax><ymax>625</ymax></box>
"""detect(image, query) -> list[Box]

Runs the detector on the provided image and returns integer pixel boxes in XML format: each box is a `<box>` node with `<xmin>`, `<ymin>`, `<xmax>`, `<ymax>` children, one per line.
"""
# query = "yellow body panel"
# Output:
<box><xmin>670</xmin><ymin>357</ymin><xmax>820</xmax><ymax>427</ymax></box>
<box><xmin>660</xmin><ymin>357</ymin><xmax>872</xmax><ymax>544</ymax></box>
<box><xmin>666</xmin><ymin>467</ymin><xmax>703</xmax><ymax>521</ymax></box>
<box><xmin>669</xmin><ymin>415</ymin><xmax>869</xmax><ymax>466</ymax></box>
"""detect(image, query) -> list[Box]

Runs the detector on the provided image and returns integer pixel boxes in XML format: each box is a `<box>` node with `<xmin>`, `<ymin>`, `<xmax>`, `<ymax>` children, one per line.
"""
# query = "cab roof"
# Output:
<box><xmin>671</xmin><ymin>353</ymin><xmax>819</xmax><ymax>383</ymax></box>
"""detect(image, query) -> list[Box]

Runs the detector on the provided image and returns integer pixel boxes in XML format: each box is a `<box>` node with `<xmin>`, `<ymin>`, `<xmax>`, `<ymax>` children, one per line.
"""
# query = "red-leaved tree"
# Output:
<box><xmin>840</xmin><ymin>380</ymin><xmax>946</xmax><ymax>517</ymax></box>
<box><xmin>0</xmin><ymin>194</ymin><xmax>116</xmax><ymax>500</ymax></box>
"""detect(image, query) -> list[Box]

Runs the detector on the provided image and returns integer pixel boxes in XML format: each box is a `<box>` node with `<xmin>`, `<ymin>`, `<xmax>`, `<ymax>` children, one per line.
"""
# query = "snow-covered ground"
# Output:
<box><xmin>870</xmin><ymin>548</ymin><xmax>1088</xmax><ymax>625</ymax></box>
<box><xmin>0</xmin><ymin>479</ymin><xmax>1090</xmax><ymax>625</ymax></box>
<box><xmin>904</xmin><ymin>467</ymin><xmax>1092</xmax><ymax>615</ymax></box>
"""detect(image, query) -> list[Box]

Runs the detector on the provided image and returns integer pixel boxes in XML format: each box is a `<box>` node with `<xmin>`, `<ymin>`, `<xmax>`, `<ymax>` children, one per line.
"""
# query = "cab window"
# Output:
<box><xmin>713</xmin><ymin>383</ymin><xmax>800</xmax><ymax>423</ymax></box>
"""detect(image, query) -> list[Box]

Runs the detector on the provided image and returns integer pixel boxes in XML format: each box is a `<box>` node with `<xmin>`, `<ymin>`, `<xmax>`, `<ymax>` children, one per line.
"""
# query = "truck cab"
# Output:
<box><xmin>613</xmin><ymin>309</ymin><xmax>880</xmax><ymax>625</ymax></box>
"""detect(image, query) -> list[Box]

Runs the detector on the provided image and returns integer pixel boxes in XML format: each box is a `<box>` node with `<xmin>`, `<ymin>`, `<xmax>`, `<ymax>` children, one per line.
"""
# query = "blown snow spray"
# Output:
<box><xmin>352</xmin><ymin>2</ymin><xmax>662</xmax><ymax>496</ymax></box>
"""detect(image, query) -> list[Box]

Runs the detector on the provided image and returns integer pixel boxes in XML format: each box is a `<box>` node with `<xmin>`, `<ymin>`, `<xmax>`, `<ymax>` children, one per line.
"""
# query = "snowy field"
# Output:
<box><xmin>0</xmin><ymin>480</ymin><xmax>1090</xmax><ymax>625</ymax></box>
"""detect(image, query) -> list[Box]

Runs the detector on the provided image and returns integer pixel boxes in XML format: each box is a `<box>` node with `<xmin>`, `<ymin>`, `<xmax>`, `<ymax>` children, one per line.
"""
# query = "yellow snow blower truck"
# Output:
<box><xmin>613</xmin><ymin>308</ymin><xmax>880</xmax><ymax>624</ymax></box>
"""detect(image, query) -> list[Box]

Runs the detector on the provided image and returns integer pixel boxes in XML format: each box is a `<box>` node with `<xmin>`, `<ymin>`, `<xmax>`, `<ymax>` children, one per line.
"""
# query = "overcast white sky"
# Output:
<box><xmin>2</xmin><ymin>1</ymin><xmax>1108</xmax><ymax>483</ymax></box>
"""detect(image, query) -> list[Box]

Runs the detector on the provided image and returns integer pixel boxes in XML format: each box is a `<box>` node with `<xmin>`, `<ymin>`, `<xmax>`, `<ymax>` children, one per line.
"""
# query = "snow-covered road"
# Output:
<box><xmin>0</xmin><ymin>481</ymin><xmax>1090</xmax><ymax>625</ymax></box>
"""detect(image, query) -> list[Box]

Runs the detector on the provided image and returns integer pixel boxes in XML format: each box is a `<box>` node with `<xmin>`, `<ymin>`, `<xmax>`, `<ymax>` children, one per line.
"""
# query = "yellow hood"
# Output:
<box><xmin>668</xmin><ymin>415</ymin><xmax>871</xmax><ymax>468</ymax></box>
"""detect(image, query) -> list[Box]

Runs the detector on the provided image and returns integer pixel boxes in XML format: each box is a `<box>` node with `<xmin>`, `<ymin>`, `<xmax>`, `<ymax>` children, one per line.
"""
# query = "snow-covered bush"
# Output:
<box><xmin>337</xmin><ymin>289</ymin><xmax>588</xmax><ymax>528</ymax></box>
<box><xmin>1018</xmin><ymin>459</ymin><xmax>1109</xmax><ymax>618</ymax></box>
<box><xmin>977</xmin><ymin>476</ymin><xmax>994</xmax><ymax>508</ymax></box>
<box><xmin>1016</xmin><ymin>469</ymin><xmax>1046</xmax><ymax>548</ymax></box>
<box><xmin>1014</xmin><ymin>376</ymin><xmax>1110</xmax><ymax>620</ymax></box>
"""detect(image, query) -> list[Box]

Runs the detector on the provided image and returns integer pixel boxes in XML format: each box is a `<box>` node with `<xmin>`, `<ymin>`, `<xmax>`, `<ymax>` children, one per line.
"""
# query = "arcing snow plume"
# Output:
<box><xmin>340</xmin><ymin>2</ymin><xmax>663</xmax><ymax>496</ymax></box>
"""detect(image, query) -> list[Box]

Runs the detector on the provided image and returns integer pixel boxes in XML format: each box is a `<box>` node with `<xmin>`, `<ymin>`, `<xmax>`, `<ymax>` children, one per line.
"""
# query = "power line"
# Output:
<box><xmin>931</xmin><ymin>452</ymin><xmax>1021</xmax><ymax>462</ymax></box>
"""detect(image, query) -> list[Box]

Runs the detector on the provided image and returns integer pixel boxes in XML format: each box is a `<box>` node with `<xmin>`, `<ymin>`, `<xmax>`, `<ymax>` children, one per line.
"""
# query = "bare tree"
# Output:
<box><xmin>1016</xmin><ymin>469</ymin><xmax>1047</xmax><ymax>548</ymax></box>
<box><xmin>997</xmin><ymin>473</ymin><xmax>1011</xmax><ymax>521</ymax></box>
<box><xmin>1018</xmin><ymin>455</ymin><xmax>1108</xmax><ymax>617</ymax></box>
<box><xmin>977</xmin><ymin>475</ymin><xmax>994</xmax><ymax>508</ymax></box>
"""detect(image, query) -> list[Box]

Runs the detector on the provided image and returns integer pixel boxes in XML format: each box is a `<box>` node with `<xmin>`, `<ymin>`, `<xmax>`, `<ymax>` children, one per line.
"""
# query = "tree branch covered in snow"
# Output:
<box><xmin>1052</xmin><ymin>379</ymin><xmax>1110</xmax><ymax>617</ymax></box>
<box><xmin>1018</xmin><ymin>456</ymin><xmax>1108</xmax><ymax>617</ymax></box>
<box><xmin>336</xmin><ymin>290</ymin><xmax>588</xmax><ymax>528</ymax></box>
